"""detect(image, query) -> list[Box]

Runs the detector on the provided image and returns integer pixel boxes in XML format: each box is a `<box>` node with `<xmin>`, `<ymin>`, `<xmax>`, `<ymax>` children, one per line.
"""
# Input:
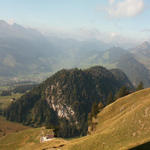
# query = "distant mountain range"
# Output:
<box><xmin>99</xmin><ymin>47</ymin><xmax>150</xmax><ymax>87</ymax></box>
<box><xmin>0</xmin><ymin>20</ymin><xmax>111</xmax><ymax>80</ymax></box>
<box><xmin>0</xmin><ymin>20</ymin><xmax>150</xmax><ymax>87</ymax></box>
<box><xmin>0</xmin><ymin>20</ymin><xmax>54</xmax><ymax>77</ymax></box>
<box><xmin>70</xmin><ymin>46</ymin><xmax>150</xmax><ymax>87</ymax></box>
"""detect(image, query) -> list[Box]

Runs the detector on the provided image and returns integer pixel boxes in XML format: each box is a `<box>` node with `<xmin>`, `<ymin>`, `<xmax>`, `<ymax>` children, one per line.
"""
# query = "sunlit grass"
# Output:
<box><xmin>1</xmin><ymin>89</ymin><xmax>150</xmax><ymax>150</ymax></box>
<box><xmin>0</xmin><ymin>93</ymin><xmax>22</xmax><ymax>110</ymax></box>
<box><xmin>63</xmin><ymin>88</ymin><xmax>150</xmax><ymax>150</ymax></box>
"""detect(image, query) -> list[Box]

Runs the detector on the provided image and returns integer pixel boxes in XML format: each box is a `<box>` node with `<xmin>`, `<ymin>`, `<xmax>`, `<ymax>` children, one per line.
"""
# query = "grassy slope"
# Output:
<box><xmin>0</xmin><ymin>116</ymin><xmax>29</xmax><ymax>138</ymax></box>
<box><xmin>0</xmin><ymin>93</ymin><xmax>27</xmax><ymax>138</ymax></box>
<box><xmin>1</xmin><ymin>89</ymin><xmax>150</xmax><ymax>150</ymax></box>
<box><xmin>0</xmin><ymin>126</ymin><xmax>67</xmax><ymax>150</ymax></box>
<box><xmin>63</xmin><ymin>88</ymin><xmax>150</xmax><ymax>150</ymax></box>
<box><xmin>0</xmin><ymin>92</ymin><xmax>67</xmax><ymax>150</ymax></box>
<box><xmin>0</xmin><ymin>93</ymin><xmax>22</xmax><ymax>110</ymax></box>
<box><xmin>0</xmin><ymin>127</ymin><xmax>40</xmax><ymax>150</ymax></box>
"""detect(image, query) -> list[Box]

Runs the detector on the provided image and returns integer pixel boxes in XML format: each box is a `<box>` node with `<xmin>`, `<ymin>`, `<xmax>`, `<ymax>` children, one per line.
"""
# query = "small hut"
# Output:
<box><xmin>40</xmin><ymin>127</ymin><xmax>54</xmax><ymax>143</ymax></box>
<box><xmin>10</xmin><ymin>98</ymin><xmax>16</xmax><ymax>102</ymax></box>
<box><xmin>40</xmin><ymin>134</ymin><xmax>54</xmax><ymax>143</ymax></box>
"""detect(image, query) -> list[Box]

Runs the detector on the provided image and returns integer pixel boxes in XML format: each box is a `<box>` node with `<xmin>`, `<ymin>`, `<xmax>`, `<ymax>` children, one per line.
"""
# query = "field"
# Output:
<box><xmin>0</xmin><ymin>91</ymin><xmax>67</xmax><ymax>150</ymax></box>
<box><xmin>0</xmin><ymin>116</ymin><xmax>29</xmax><ymax>138</ymax></box>
<box><xmin>0</xmin><ymin>125</ymin><xmax>67</xmax><ymax>150</ymax></box>
<box><xmin>0</xmin><ymin>93</ymin><xmax>22</xmax><ymax>111</ymax></box>
<box><xmin>1</xmin><ymin>89</ymin><xmax>150</xmax><ymax>150</ymax></box>
<box><xmin>0</xmin><ymin>93</ymin><xmax>29</xmax><ymax>142</ymax></box>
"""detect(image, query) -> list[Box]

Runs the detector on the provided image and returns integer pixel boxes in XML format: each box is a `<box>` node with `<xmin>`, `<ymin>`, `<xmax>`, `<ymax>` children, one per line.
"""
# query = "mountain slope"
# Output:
<box><xmin>117</xmin><ymin>53</ymin><xmax>150</xmax><ymax>87</ymax></box>
<box><xmin>1</xmin><ymin>20</ymin><xmax>149</xmax><ymax>88</ymax></box>
<box><xmin>0</xmin><ymin>20</ymin><xmax>59</xmax><ymax>78</ymax></box>
<box><xmin>0</xmin><ymin>126</ymin><xmax>66</xmax><ymax>150</ymax></box>
<box><xmin>0</xmin><ymin>20</ymin><xmax>149</xmax><ymax>88</ymax></box>
<box><xmin>0</xmin><ymin>20</ymin><xmax>112</xmax><ymax>81</ymax></box>
<box><xmin>73</xmin><ymin>46</ymin><xmax>150</xmax><ymax>87</ymax></box>
<box><xmin>4</xmin><ymin>66</ymin><xmax>133</xmax><ymax>138</ymax></box>
<box><xmin>98</xmin><ymin>47</ymin><xmax>150</xmax><ymax>87</ymax></box>
<box><xmin>131</xmin><ymin>41</ymin><xmax>150</xmax><ymax>70</ymax></box>
<box><xmin>0</xmin><ymin>116</ymin><xmax>29</xmax><ymax>138</ymax></box>
<box><xmin>110</xmin><ymin>68</ymin><xmax>134</xmax><ymax>89</ymax></box>
<box><xmin>64</xmin><ymin>88</ymin><xmax>150</xmax><ymax>150</ymax></box>
<box><xmin>2</xmin><ymin>88</ymin><xmax>150</xmax><ymax>150</ymax></box>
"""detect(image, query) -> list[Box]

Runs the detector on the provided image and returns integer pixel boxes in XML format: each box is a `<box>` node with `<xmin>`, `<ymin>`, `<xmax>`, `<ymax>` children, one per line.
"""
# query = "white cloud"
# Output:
<box><xmin>110</xmin><ymin>32</ymin><xmax>118</xmax><ymax>38</ymax></box>
<box><xmin>109</xmin><ymin>0</ymin><xmax>115</xmax><ymax>5</ymax></box>
<box><xmin>43</xmin><ymin>27</ymin><xmax>139</xmax><ymax>48</ymax></box>
<box><xmin>107</xmin><ymin>0</ymin><xmax>144</xmax><ymax>18</ymax></box>
<box><xmin>7</xmin><ymin>19</ymin><xmax>15</xmax><ymax>25</ymax></box>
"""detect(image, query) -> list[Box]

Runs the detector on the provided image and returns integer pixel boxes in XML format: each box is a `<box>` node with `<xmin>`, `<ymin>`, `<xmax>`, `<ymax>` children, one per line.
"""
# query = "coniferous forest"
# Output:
<box><xmin>4</xmin><ymin>66</ymin><xmax>134</xmax><ymax>138</ymax></box>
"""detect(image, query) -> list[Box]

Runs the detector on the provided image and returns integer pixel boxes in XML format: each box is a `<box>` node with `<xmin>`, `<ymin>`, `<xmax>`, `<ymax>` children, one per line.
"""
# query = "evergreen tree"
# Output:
<box><xmin>4</xmin><ymin>66</ymin><xmax>134</xmax><ymax>138</ymax></box>
<box><xmin>91</xmin><ymin>101</ymin><xmax>99</xmax><ymax>118</ymax></box>
<box><xmin>106</xmin><ymin>92</ymin><xmax>114</xmax><ymax>105</ymax></box>
<box><xmin>115</xmin><ymin>86</ymin><xmax>129</xmax><ymax>100</ymax></box>
<box><xmin>88</xmin><ymin>112</ymin><xmax>92</xmax><ymax>126</ymax></box>
<box><xmin>98</xmin><ymin>102</ymin><xmax>104</xmax><ymax>112</ymax></box>
<box><xmin>136</xmin><ymin>81</ymin><xmax>144</xmax><ymax>91</ymax></box>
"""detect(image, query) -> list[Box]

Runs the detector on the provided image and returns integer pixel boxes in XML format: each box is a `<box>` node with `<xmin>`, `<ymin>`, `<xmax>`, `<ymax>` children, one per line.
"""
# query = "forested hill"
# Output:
<box><xmin>4</xmin><ymin>66</ymin><xmax>134</xmax><ymax>138</ymax></box>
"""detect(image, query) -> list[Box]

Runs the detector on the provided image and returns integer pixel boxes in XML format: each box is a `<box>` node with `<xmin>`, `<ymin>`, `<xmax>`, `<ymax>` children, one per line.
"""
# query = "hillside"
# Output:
<box><xmin>131</xmin><ymin>41</ymin><xmax>150</xmax><ymax>70</ymax></box>
<box><xmin>0</xmin><ymin>126</ymin><xmax>67</xmax><ymax>150</ymax></box>
<box><xmin>0</xmin><ymin>20</ymin><xmax>58</xmax><ymax>79</ymax></box>
<box><xmin>117</xmin><ymin>53</ymin><xmax>150</xmax><ymax>87</ymax></box>
<box><xmin>0</xmin><ymin>20</ymin><xmax>112</xmax><ymax>83</ymax></box>
<box><xmin>101</xmin><ymin>47</ymin><xmax>150</xmax><ymax>87</ymax></box>
<box><xmin>0</xmin><ymin>93</ymin><xmax>22</xmax><ymax>114</ymax></box>
<box><xmin>63</xmin><ymin>88</ymin><xmax>150</xmax><ymax>150</ymax></box>
<box><xmin>1</xmin><ymin>88</ymin><xmax>150</xmax><ymax>150</ymax></box>
<box><xmin>0</xmin><ymin>116</ymin><xmax>29</xmax><ymax>138</ymax></box>
<box><xmin>4</xmin><ymin>66</ymin><xmax>133</xmax><ymax>138</ymax></box>
<box><xmin>77</xmin><ymin>47</ymin><xmax>150</xmax><ymax>87</ymax></box>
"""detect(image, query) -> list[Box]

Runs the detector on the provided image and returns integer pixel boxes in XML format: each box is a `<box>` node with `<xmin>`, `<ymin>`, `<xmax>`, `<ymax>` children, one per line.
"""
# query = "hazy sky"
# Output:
<box><xmin>0</xmin><ymin>0</ymin><xmax>150</xmax><ymax>42</ymax></box>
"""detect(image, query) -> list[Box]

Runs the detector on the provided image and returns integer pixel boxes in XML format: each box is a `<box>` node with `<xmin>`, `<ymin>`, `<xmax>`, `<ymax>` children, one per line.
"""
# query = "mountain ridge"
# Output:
<box><xmin>0</xmin><ymin>20</ymin><xmax>150</xmax><ymax>88</ymax></box>
<box><xmin>4</xmin><ymin>66</ymin><xmax>133</xmax><ymax>138</ymax></box>
<box><xmin>131</xmin><ymin>41</ymin><xmax>150</xmax><ymax>70</ymax></box>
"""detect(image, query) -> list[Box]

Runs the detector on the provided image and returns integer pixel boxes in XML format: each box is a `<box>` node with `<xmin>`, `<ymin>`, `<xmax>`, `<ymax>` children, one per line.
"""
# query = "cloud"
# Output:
<box><xmin>7</xmin><ymin>19</ymin><xmax>15</xmax><ymax>25</ymax></box>
<box><xmin>141</xmin><ymin>29</ymin><xmax>150</xmax><ymax>32</ymax></box>
<box><xmin>110</xmin><ymin>32</ymin><xmax>118</xmax><ymax>38</ymax></box>
<box><xmin>107</xmin><ymin>0</ymin><xmax>144</xmax><ymax>18</ymax></box>
<box><xmin>109</xmin><ymin>0</ymin><xmax>115</xmax><ymax>5</ymax></box>
<box><xmin>43</xmin><ymin>27</ymin><xmax>139</xmax><ymax>48</ymax></box>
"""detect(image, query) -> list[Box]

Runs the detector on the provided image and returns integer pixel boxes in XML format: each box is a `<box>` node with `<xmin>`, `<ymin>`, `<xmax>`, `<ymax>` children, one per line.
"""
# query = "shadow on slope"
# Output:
<box><xmin>130</xmin><ymin>141</ymin><xmax>150</xmax><ymax>150</ymax></box>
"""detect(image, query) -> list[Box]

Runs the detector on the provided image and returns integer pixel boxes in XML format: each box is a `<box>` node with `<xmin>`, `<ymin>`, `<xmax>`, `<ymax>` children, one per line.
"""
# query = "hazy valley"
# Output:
<box><xmin>1</xmin><ymin>0</ymin><xmax>150</xmax><ymax>149</ymax></box>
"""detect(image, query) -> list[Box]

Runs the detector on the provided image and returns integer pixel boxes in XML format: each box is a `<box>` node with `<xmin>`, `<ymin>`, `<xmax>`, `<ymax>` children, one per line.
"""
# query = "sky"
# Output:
<box><xmin>0</xmin><ymin>0</ymin><xmax>150</xmax><ymax>44</ymax></box>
